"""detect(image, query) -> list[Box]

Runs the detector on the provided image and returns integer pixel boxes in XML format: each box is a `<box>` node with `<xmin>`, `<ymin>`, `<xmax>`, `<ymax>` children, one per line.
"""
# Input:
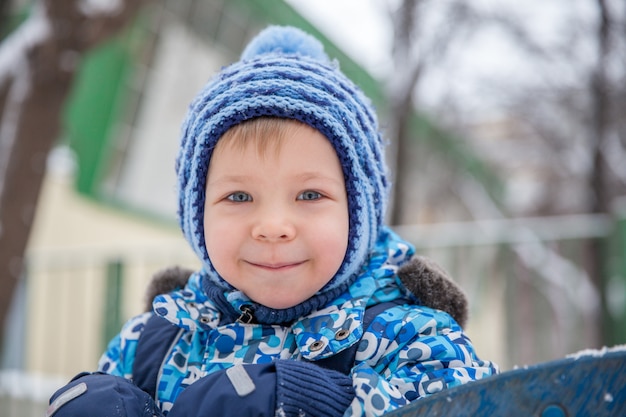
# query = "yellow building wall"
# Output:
<box><xmin>25</xmin><ymin>166</ymin><xmax>198</xmax><ymax>379</ymax></box>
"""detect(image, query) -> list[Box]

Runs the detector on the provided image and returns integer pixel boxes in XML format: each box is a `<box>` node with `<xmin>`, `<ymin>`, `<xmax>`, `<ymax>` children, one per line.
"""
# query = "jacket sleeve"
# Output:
<box><xmin>345</xmin><ymin>305</ymin><xmax>498</xmax><ymax>416</ymax></box>
<box><xmin>96</xmin><ymin>312</ymin><xmax>153</xmax><ymax>378</ymax></box>
<box><xmin>167</xmin><ymin>361</ymin><xmax>354</xmax><ymax>417</ymax></box>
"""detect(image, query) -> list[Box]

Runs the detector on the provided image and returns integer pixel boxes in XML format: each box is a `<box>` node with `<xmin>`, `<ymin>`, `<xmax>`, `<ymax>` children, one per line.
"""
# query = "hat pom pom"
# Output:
<box><xmin>241</xmin><ymin>26</ymin><xmax>329</xmax><ymax>63</ymax></box>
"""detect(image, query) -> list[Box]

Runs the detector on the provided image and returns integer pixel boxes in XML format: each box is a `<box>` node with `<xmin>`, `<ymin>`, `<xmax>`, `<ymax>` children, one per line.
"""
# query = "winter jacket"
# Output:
<box><xmin>92</xmin><ymin>228</ymin><xmax>498</xmax><ymax>417</ymax></box>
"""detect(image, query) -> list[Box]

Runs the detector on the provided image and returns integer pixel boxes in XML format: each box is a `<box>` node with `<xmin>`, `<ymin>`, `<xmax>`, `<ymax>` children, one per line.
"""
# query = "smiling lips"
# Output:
<box><xmin>246</xmin><ymin>260</ymin><xmax>307</xmax><ymax>271</ymax></box>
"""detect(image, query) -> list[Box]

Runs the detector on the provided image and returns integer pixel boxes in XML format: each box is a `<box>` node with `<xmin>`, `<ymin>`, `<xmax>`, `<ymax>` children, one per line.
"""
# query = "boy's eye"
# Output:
<box><xmin>227</xmin><ymin>192</ymin><xmax>252</xmax><ymax>202</ymax></box>
<box><xmin>297</xmin><ymin>190</ymin><xmax>322</xmax><ymax>201</ymax></box>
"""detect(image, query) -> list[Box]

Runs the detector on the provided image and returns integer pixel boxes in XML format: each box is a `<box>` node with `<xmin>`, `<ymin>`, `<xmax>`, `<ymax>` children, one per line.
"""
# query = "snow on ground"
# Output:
<box><xmin>565</xmin><ymin>344</ymin><xmax>626</xmax><ymax>360</ymax></box>
<box><xmin>0</xmin><ymin>369</ymin><xmax>66</xmax><ymax>402</ymax></box>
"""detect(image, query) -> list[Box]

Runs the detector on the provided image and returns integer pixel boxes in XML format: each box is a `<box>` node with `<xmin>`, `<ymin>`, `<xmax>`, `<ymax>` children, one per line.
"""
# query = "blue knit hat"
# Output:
<box><xmin>177</xmin><ymin>26</ymin><xmax>388</xmax><ymax>310</ymax></box>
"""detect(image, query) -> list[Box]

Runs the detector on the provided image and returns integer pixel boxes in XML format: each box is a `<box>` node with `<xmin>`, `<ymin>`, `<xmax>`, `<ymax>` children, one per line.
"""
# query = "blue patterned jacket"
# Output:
<box><xmin>97</xmin><ymin>229</ymin><xmax>498</xmax><ymax>416</ymax></box>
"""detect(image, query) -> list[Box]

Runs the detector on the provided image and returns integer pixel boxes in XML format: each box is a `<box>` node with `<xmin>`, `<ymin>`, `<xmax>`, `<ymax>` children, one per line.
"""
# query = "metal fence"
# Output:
<box><xmin>2</xmin><ymin>214</ymin><xmax>624</xmax><ymax>416</ymax></box>
<box><xmin>1</xmin><ymin>243</ymin><xmax>199</xmax><ymax>417</ymax></box>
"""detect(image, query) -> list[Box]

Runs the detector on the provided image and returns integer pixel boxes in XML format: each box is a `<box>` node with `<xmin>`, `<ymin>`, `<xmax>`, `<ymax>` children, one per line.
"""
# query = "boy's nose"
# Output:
<box><xmin>251</xmin><ymin>212</ymin><xmax>296</xmax><ymax>242</ymax></box>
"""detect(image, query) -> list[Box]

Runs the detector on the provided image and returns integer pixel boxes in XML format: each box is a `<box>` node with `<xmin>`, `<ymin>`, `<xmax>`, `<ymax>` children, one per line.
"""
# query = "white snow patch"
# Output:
<box><xmin>565</xmin><ymin>345</ymin><xmax>626</xmax><ymax>360</ymax></box>
<box><xmin>79</xmin><ymin>0</ymin><xmax>123</xmax><ymax>16</ymax></box>
<box><xmin>0</xmin><ymin>3</ymin><xmax>50</xmax><ymax>86</ymax></box>
<box><xmin>0</xmin><ymin>369</ymin><xmax>67</xmax><ymax>403</ymax></box>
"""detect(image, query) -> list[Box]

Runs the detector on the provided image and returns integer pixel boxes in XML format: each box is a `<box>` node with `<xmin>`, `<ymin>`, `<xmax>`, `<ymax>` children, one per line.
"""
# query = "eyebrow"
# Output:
<box><xmin>295</xmin><ymin>172</ymin><xmax>345</xmax><ymax>186</ymax></box>
<box><xmin>208</xmin><ymin>172</ymin><xmax>344</xmax><ymax>187</ymax></box>
<box><xmin>207</xmin><ymin>175</ymin><xmax>251</xmax><ymax>187</ymax></box>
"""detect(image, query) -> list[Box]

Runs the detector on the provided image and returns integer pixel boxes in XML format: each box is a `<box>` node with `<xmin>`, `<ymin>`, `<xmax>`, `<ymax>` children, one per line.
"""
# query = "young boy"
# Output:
<box><xmin>47</xmin><ymin>26</ymin><xmax>497</xmax><ymax>417</ymax></box>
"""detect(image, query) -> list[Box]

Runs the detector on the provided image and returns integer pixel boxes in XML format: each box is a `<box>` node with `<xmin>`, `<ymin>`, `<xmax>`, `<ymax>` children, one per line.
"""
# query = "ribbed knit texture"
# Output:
<box><xmin>176</xmin><ymin>26</ymin><xmax>388</xmax><ymax>312</ymax></box>
<box><xmin>275</xmin><ymin>360</ymin><xmax>355</xmax><ymax>417</ymax></box>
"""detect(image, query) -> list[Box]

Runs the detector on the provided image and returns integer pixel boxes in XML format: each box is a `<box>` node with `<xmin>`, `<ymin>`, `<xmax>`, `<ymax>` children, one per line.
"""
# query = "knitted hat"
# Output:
<box><xmin>177</xmin><ymin>26</ymin><xmax>388</xmax><ymax>304</ymax></box>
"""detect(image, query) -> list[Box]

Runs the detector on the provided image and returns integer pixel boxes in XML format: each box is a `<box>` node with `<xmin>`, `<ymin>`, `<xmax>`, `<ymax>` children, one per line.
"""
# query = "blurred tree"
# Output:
<box><xmin>388</xmin><ymin>0</ymin><xmax>625</xmax><ymax>347</ymax></box>
<box><xmin>386</xmin><ymin>0</ymin><xmax>506</xmax><ymax>225</ymax></box>
<box><xmin>0</xmin><ymin>0</ymin><xmax>147</xmax><ymax>349</ymax></box>
<box><xmin>484</xmin><ymin>0</ymin><xmax>625</xmax><ymax>343</ymax></box>
<box><xmin>584</xmin><ymin>0</ymin><xmax>622</xmax><ymax>344</ymax></box>
<box><xmin>490</xmin><ymin>0</ymin><xmax>626</xmax><ymax>218</ymax></box>
<box><xmin>387</xmin><ymin>0</ymin><xmax>470</xmax><ymax>224</ymax></box>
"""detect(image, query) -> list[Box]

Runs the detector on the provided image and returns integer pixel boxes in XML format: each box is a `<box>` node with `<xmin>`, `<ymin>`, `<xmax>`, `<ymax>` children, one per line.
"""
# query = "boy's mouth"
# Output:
<box><xmin>246</xmin><ymin>260</ymin><xmax>306</xmax><ymax>271</ymax></box>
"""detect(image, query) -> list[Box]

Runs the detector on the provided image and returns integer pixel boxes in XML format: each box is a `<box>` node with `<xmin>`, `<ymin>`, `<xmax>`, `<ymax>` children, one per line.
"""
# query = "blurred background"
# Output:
<box><xmin>0</xmin><ymin>0</ymin><xmax>625</xmax><ymax>415</ymax></box>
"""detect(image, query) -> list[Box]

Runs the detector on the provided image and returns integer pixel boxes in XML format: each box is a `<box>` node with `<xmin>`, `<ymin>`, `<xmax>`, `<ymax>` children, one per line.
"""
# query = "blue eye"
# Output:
<box><xmin>298</xmin><ymin>190</ymin><xmax>322</xmax><ymax>201</ymax></box>
<box><xmin>227</xmin><ymin>192</ymin><xmax>252</xmax><ymax>202</ymax></box>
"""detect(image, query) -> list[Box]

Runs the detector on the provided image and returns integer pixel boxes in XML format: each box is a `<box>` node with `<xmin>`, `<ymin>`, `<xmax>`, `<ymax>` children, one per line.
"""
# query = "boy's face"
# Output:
<box><xmin>204</xmin><ymin>123</ymin><xmax>349</xmax><ymax>309</ymax></box>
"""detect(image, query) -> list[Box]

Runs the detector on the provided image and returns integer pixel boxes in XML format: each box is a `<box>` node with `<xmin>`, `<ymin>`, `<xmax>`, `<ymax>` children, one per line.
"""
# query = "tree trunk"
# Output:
<box><xmin>0</xmin><ymin>0</ymin><xmax>145</xmax><ymax>349</ymax></box>
<box><xmin>587</xmin><ymin>0</ymin><xmax>611</xmax><ymax>344</ymax></box>
<box><xmin>389</xmin><ymin>0</ymin><xmax>422</xmax><ymax>225</ymax></box>
<box><xmin>0</xmin><ymin>65</ymin><xmax>73</xmax><ymax>334</ymax></box>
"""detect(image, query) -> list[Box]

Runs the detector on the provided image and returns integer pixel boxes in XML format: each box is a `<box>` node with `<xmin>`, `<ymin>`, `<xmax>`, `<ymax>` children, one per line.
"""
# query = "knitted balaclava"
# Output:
<box><xmin>176</xmin><ymin>26</ymin><xmax>389</xmax><ymax>315</ymax></box>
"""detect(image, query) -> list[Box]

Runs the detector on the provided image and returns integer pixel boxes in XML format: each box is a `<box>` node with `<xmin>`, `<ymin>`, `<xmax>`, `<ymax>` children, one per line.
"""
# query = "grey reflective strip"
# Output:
<box><xmin>226</xmin><ymin>364</ymin><xmax>256</xmax><ymax>397</ymax></box>
<box><xmin>45</xmin><ymin>382</ymin><xmax>87</xmax><ymax>417</ymax></box>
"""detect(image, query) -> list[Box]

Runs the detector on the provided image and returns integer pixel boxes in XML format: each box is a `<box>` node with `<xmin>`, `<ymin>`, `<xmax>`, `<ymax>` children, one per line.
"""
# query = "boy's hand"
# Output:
<box><xmin>167</xmin><ymin>363</ymin><xmax>276</xmax><ymax>417</ymax></box>
<box><xmin>168</xmin><ymin>361</ymin><xmax>355</xmax><ymax>417</ymax></box>
<box><xmin>47</xmin><ymin>372</ymin><xmax>163</xmax><ymax>417</ymax></box>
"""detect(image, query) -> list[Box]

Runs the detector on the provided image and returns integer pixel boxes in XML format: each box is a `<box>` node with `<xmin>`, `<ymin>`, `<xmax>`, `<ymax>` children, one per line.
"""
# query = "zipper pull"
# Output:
<box><xmin>237</xmin><ymin>305</ymin><xmax>255</xmax><ymax>324</ymax></box>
